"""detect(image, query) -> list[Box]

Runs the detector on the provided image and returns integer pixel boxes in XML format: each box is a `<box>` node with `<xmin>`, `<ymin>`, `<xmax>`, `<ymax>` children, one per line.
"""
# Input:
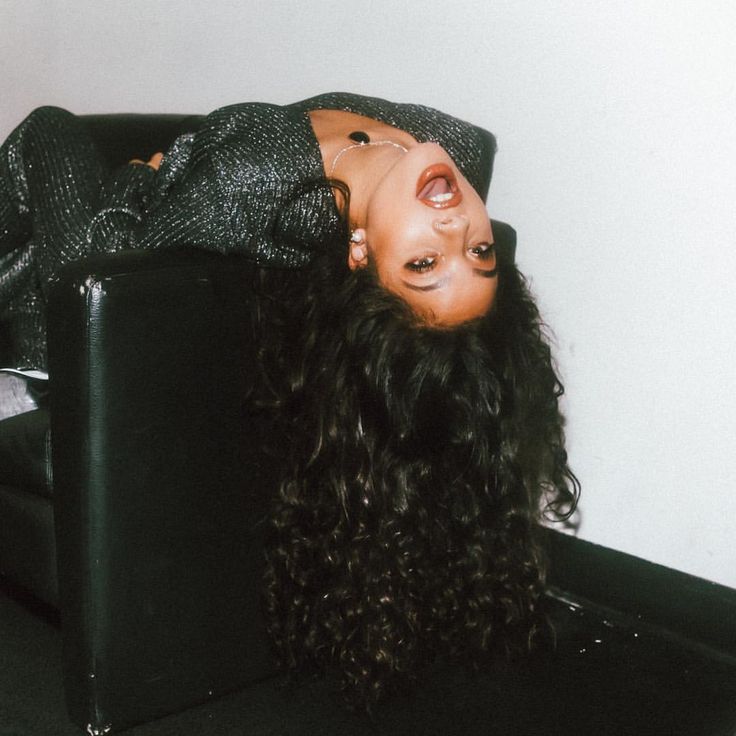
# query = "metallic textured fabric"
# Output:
<box><xmin>0</xmin><ymin>93</ymin><xmax>495</xmax><ymax>369</ymax></box>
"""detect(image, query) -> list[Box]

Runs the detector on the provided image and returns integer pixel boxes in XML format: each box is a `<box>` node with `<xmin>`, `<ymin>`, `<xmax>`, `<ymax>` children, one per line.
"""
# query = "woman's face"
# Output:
<box><xmin>355</xmin><ymin>143</ymin><xmax>498</xmax><ymax>326</ymax></box>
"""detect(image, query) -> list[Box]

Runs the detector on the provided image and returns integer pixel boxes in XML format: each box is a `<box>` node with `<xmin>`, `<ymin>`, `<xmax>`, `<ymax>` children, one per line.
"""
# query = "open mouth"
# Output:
<box><xmin>416</xmin><ymin>163</ymin><xmax>462</xmax><ymax>209</ymax></box>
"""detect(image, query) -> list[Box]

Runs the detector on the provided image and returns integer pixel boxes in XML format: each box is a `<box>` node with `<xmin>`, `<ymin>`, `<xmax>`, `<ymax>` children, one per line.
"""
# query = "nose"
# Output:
<box><xmin>432</xmin><ymin>213</ymin><xmax>469</xmax><ymax>237</ymax></box>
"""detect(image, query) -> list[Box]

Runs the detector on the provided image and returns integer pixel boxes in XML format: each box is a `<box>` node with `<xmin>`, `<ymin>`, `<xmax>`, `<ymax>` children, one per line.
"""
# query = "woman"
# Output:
<box><xmin>0</xmin><ymin>92</ymin><xmax>497</xmax><ymax>368</ymax></box>
<box><xmin>0</xmin><ymin>92</ymin><xmax>578</xmax><ymax>704</ymax></box>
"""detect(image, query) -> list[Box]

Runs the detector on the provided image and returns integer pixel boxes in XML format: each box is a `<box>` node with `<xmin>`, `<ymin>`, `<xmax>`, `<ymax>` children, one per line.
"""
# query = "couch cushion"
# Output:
<box><xmin>0</xmin><ymin>409</ymin><xmax>52</xmax><ymax>496</ymax></box>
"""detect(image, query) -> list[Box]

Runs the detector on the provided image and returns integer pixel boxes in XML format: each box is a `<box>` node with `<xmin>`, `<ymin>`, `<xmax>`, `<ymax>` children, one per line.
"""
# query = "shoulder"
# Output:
<box><xmin>187</xmin><ymin>101</ymin><xmax>318</xmax><ymax>183</ymax></box>
<box><xmin>292</xmin><ymin>92</ymin><xmax>497</xmax><ymax>200</ymax></box>
<box><xmin>194</xmin><ymin>101</ymin><xmax>293</xmax><ymax>149</ymax></box>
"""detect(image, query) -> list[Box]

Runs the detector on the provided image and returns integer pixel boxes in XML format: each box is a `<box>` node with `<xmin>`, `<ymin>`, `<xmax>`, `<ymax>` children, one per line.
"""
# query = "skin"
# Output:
<box><xmin>129</xmin><ymin>152</ymin><xmax>163</xmax><ymax>170</ymax></box>
<box><xmin>339</xmin><ymin>141</ymin><xmax>497</xmax><ymax>326</ymax></box>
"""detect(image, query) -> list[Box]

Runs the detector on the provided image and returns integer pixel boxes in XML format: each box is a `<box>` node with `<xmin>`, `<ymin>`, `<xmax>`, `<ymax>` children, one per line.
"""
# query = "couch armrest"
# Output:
<box><xmin>491</xmin><ymin>219</ymin><xmax>516</xmax><ymax>267</ymax></box>
<box><xmin>47</xmin><ymin>249</ymin><xmax>276</xmax><ymax>732</ymax></box>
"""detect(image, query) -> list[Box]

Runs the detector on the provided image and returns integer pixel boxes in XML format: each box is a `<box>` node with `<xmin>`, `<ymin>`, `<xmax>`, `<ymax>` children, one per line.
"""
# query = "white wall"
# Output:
<box><xmin>3</xmin><ymin>0</ymin><xmax>735</xmax><ymax>587</ymax></box>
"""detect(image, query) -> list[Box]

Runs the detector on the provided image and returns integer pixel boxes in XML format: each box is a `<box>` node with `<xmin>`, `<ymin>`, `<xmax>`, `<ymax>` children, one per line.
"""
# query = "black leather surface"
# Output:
<box><xmin>492</xmin><ymin>218</ymin><xmax>516</xmax><ymax>267</ymax></box>
<box><xmin>4</xmin><ymin>575</ymin><xmax>736</xmax><ymax>736</ymax></box>
<box><xmin>0</xmin><ymin>484</ymin><xmax>57</xmax><ymax>605</ymax></box>
<box><xmin>0</xmin><ymin>409</ymin><xmax>53</xmax><ymax>495</ymax></box>
<box><xmin>79</xmin><ymin>113</ymin><xmax>204</xmax><ymax>168</ymax></box>
<box><xmin>48</xmin><ymin>250</ymin><xmax>277</xmax><ymax>730</ymax></box>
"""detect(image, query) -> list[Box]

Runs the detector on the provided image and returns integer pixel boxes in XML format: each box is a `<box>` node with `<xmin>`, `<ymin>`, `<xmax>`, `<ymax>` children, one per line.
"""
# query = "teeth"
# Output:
<box><xmin>429</xmin><ymin>192</ymin><xmax>454</xmax><ymax>203</ymax></box>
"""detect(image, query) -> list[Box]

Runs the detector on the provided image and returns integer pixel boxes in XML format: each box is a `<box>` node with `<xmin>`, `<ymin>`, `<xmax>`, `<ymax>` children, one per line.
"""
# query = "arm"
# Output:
<box><xmin>84</xmin><ymin>154</ymin><xmax>163</xmax><ymax>253</ymax></box>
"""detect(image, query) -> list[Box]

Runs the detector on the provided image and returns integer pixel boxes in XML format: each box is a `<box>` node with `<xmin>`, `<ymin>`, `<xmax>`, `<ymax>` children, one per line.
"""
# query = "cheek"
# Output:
<box><xmin>368</xmin><ymin>213</ymin><xmax>428</xmax><ymax>269</ymax></box>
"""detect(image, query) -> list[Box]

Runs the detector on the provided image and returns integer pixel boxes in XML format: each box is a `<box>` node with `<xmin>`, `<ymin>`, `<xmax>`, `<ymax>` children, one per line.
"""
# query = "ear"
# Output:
<box><xmin>347</xmin><ymin>228</ymin><xmax>369</xmax><ymax>271</ymax></box>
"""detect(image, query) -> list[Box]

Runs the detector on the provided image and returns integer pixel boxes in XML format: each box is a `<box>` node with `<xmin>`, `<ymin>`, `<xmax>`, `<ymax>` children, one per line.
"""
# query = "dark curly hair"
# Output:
<box><xmin>256</xmin><ymin>234</ymin><xmax>579</xmax><ymax>706</ymax></box>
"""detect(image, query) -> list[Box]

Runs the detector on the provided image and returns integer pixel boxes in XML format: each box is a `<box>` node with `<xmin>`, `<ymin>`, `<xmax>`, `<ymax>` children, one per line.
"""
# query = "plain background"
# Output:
<box><xmin>2</xmin><ymin>0</ymin><xmax>735</xmax><ymax>588</ymax></box>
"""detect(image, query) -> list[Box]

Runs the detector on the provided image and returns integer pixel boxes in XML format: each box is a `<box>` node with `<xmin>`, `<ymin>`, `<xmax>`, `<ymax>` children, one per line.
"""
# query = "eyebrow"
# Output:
<box><xmin>401</xmin><ymin>267</ymin><xmax>497</xmax><ymax>292</ymax></box>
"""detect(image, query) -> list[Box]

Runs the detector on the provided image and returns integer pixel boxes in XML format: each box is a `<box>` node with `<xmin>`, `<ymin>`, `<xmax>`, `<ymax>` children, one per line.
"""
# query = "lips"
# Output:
<box><xmin>416</xmin><ymin>163</ymin><xmax>462</xmax><ymax>209</ymax></box>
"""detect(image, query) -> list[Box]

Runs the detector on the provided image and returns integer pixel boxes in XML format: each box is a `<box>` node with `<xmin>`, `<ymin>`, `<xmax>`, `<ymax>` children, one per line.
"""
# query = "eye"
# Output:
<box><xmin>469</xmin><ymin>242</ymin><xmax>495</xmax><ymax>261</ymax></box>
<box><xmin>405</xmin><ymin>255</ymin><xmax>437</xmax><ymax>273</ymax></box>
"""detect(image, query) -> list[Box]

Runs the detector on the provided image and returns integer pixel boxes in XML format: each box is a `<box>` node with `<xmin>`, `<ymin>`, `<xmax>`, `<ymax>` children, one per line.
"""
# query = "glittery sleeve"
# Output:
<box><xmin>85</xmin><ymin>163</ymin><xmax>156</xmax><ymax>253</ymax></box>
<box><xmin>132</xmin><ymin>103</ymin><xmax>337</xmax><ymax>268</ymax></box>
<box><xmin>0</xmin><ymin>106</ymin><xmax>107</xmax><ymax>367</ymax></box>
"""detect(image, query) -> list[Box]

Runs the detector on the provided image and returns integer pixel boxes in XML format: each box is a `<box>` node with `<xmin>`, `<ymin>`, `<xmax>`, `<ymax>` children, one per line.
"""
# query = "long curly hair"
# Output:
<box><xmin>257</xmin><ymin>237</ymin><xmax>579</xmax><ymax>706</ymax></box>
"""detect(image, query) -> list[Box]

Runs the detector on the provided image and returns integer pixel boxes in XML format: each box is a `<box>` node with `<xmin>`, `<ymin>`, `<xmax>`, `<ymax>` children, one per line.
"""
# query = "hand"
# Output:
<box><xmin>129</xmin><ymin>152</ymin><xmax>164</xmax><ymax>171</ymax></box>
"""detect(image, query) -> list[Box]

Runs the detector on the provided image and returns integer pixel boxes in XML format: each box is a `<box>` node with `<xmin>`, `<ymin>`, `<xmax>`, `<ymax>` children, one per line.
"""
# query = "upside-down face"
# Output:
<box><xmin>350</xmin><ymin>143</ymin><xmax>497</xmax><ymax>325</ymax></box>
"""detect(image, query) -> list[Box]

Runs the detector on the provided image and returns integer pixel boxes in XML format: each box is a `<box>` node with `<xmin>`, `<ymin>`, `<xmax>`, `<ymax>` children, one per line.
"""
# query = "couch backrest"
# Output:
<box><xmin>79</xmin><ymin>113</ymin><xmax>204</xmax><ymax>169</ymax></box>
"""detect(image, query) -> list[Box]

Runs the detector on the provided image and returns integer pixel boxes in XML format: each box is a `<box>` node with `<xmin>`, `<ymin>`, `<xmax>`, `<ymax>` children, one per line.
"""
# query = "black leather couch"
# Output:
<box><xmin>0</xmin><ymin>113</ymin><xmax>515</xmax><ymax>733</ymax></box>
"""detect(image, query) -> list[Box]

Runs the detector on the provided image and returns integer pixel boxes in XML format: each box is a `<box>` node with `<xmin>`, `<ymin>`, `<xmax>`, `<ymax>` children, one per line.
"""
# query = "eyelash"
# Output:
<box><xmin>406</xmin><ymin>256</ymin><xmax>436</xmax><ymax>273</ymax></box>
<box><xmin>405</xmin><ymin>243</ymin><xmax>495</xmax><ymax>272</ymax></box>
<box><xmin>470</xmin><ymin>243</ymin><xmax>495</xmax><ymax>260</ymax></box>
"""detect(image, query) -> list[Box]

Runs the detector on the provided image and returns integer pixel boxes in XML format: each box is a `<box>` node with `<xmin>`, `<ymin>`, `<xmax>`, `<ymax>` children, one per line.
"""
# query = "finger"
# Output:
<box><xmin>147</xmin><ymin>152</ymin><xmax>164</xmax><ymax>171</ymax></box>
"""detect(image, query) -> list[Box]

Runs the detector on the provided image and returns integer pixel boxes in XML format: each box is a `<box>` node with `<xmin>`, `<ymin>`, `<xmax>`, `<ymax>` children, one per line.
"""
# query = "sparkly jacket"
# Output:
<box><xmin>0</xmin><ymin>92</ymin><xmax>496</xmax><ymax>368</ymax></box>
